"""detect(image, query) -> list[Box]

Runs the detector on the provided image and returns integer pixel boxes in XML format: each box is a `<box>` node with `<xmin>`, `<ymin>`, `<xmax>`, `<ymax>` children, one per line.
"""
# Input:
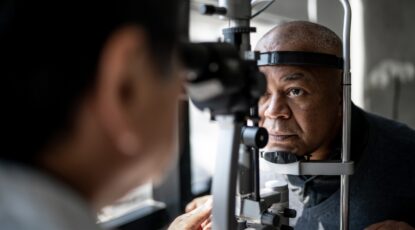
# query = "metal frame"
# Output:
<box><xmin>212</xmin><ymin>116</ymin><xmax>243</xmax><ymax>230</ymax></box>
<box><xmin>262</xmin><ymin>160</ymin><xmax>354</xmax><ymax>176</ymax></box>
<box><xmin>339</xmin><ymin>1</ymin><xmax>352</xmax><ymax>229</ymax></box>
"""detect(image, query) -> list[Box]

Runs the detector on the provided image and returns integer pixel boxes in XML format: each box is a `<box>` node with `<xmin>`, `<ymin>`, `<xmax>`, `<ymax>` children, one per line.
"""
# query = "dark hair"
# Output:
<box><xmin>0</xmin><ymin>0</ymin><xmax>181</xmax><ymax>163</ymax></box>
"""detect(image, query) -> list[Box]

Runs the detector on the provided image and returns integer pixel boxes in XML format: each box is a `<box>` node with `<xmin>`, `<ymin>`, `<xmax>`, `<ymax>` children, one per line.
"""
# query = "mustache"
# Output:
<box><xmin>262</xmin><ymin>118</ymin><xmax>299</xmax><ymax>134</ymax></box>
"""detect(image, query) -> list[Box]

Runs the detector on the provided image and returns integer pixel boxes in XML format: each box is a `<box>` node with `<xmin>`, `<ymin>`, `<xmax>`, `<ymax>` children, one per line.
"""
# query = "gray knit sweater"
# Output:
<box><xmin>290</xmin><ymin>105</ymin><xmax>415</xmax><ymax>230</ymax></box>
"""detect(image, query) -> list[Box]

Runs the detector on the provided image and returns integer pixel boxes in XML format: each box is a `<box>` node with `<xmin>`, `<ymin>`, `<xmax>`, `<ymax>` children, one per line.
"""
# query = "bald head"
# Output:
<box><xmin>256</xmin><ymin>21</ymin><xmax>342</xmax><ymax>56</ymax></box>
<box><xmin>256</xmin><ymin>21</ymin><xmax>343</xmax><ymax>86</ymax></box>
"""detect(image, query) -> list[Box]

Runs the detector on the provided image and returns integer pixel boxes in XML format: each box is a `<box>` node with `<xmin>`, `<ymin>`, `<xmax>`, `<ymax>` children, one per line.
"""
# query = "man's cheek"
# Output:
<box><xmin>288</xmin><ymin>99</ymin><xmax>314</xmax><ymax>113</ymax></box>
<box><xmin>258</xmin><ymin>103</ymin><xmax>267</xmax><ymax>126</ymax></box>
<box><xmin>258</xmin><ymin>116</ymin><xmax>265</xmax><ymax>127</ymax></box>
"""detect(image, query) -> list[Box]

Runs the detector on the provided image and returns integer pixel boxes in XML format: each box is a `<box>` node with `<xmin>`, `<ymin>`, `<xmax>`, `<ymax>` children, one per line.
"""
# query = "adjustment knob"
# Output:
<box><xmin>199</xmin><ymin>4</ymin><xmax>227</xmax><ymax>16</ymax></box>
<box><xmin>283</xmin><ymin>208</ymin><xmax>297</xmax><ymax>218</ymax></box>
<box><xmin>261</xmin><ymin>212</ymin><xmax>280</xmax><ymax>226</ymax></box>
<box><xmin>241</xmin><ymin>126</ymin><xmax>268</xmax><ymax>148</ymax></box>
<box><xmin>236</xmin><ymin>219</ymin><xmax>247</xmax><ymax>229</ymax></box>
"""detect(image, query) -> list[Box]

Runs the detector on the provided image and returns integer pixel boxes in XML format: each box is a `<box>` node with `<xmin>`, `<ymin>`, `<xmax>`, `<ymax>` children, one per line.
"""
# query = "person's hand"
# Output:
<box><xmin>168</xmin><ymin>197</ymin><xmax>212</xmax><ymax>230</ymax></box>
<box><xmin>365</xmin><ymin>220</ymin><xmax>414</xmax><ymax>230</ymax></box>
<box><xmin>185</xmin><ymin>195</ymin><xmax>213</xmax><ymax>230</ymax></box>
<box><xmin>185</xmin><ymin>195</ymin><xmax>212</xmax><ymax>212</ymax></box>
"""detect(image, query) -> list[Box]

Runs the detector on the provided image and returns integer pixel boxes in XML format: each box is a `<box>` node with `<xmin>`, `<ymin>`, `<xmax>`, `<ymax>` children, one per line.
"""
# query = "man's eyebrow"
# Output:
<box><xmin>281</xmin><ymin>73</ymin><xmax>310</xmax><ymax>82</ymax></box>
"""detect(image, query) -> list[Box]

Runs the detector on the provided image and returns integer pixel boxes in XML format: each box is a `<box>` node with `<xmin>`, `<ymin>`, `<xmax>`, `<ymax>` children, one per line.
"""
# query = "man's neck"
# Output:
<box><xmin>309</xmin><ymin>148</ymin><xmax>332</xmax><ymax>160</ymax></box>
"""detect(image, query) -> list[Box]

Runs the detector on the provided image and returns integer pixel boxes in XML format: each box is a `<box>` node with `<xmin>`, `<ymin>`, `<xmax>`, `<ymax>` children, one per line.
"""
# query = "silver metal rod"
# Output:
<box><xmin>212</xmin><ymin>116</ymin><xmax>243</xmax><ymax>230</ymax></box>
<box><xmin>340</xmin><ymin>175</ymin><xmax>350</xmax><ymax>230</ymax></box>
<box><xmin>339</xmin><ymin>0</ymin><xmax>352</xmax><ymax>230</ymax></box>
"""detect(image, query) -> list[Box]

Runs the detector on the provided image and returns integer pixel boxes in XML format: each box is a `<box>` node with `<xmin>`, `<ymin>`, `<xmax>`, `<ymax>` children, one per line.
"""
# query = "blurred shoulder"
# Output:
<box><xmin>0</xmin><ymin>162</ymin><xmax>102</xmax><ymax>230</ymax></box>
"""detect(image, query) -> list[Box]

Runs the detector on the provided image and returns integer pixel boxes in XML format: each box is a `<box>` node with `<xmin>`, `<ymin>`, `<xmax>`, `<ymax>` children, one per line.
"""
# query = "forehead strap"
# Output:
<box><xmin>257</xmin><ymin>51</ymin><xmax>343</xmax><ymax>70</ymax></box>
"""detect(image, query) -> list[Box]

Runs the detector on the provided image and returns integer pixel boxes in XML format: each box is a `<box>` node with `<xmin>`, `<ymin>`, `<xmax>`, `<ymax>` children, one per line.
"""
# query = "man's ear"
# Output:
<box><xmin>91</xmin><ymin>26</ymin><xmax>148</xmax><ymax>157</ymax></box>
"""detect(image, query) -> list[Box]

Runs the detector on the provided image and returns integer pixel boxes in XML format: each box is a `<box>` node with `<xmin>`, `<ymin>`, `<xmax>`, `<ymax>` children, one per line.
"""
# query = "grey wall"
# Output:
<box><xmin>316</xmin><ymin>0</ymin><xmax>343</xmax><ymax>37</ymax></box>
<box><xmin>263</xmin><ymin>0</ymin><xmax>309</xmax><ymax>20</ymax></box>
<box><xmin>363</xmin><ymin>0</ymin><xmax>415</xmax><ymax>128</ymax></box>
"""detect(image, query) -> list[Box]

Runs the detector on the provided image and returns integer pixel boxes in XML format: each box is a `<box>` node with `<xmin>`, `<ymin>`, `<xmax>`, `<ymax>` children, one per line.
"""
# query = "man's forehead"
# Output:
<box><xmin>260</xmin><ymin>65</ymin><xmax>342</xmax><ymax>91</ymax></box>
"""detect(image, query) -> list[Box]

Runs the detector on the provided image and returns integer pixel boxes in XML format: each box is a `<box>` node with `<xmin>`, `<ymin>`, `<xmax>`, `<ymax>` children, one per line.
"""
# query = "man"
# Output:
<box><xmin>256</xmin><ymin>21</ymin><xmax>415</xmax><ymax>229</ymax></box>
<box><xmin>187</xmin><ymin>21</ymin><xmax>415</xmax><ymax>230</ymax></box>
<box><xmin>0</xmin><ymin>0</ymin><xmax>210</xmax><ymax>229</ymax></box>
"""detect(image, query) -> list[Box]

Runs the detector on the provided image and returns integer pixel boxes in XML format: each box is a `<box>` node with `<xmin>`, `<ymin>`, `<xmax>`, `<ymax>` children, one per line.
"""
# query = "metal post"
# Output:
<box><xmin>339</xmin><ymin>0</ymin><xmax>352</xmax><ymax>230</ymax></box>
<box><xmin>212</xmin><ymin>116</ymin><xmax>243</xmax><ymax>230</ymax></box>
<box><xmin>219</xmin><ymin>0</ymin><xmax>252</xmax><ymax>53</ymax></box>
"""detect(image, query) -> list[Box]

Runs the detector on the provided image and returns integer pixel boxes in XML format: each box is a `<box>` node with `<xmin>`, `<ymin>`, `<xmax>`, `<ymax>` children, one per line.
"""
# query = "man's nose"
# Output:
<box><xmin>264</xmin><ymin>95</ymin><xmax>291</xmax><ymax>120</ymax></box>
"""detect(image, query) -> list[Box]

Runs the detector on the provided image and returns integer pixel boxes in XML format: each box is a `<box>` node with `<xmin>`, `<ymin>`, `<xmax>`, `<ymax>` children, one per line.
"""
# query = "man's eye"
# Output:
<box><xmin>287</xmin><ymin>88</ymin><xmax>305</xmax><ymax>97</ymax></box>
